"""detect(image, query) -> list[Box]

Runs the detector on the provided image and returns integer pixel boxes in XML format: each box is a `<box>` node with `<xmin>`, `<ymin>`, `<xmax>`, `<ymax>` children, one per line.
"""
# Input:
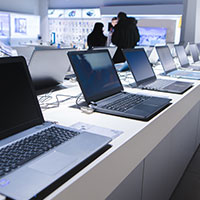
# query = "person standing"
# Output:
<box><xmin>87</xmin><ymin>22</ymin><xmax>107</xmax><ymax>49</ymax></box>
<box><xmin>108</xmin><ymin>17</ymin><xmax>118</xmax><ymax>33</ymax></box>
<box><xmin>107</xmin><ymin>17</ymin><xmax>118</xmax><ymax>46</ymax></box>
<box><xmin>111</xmin><ymin>12</ymin><xmax>140</xmax><ymax>63</ymax></box>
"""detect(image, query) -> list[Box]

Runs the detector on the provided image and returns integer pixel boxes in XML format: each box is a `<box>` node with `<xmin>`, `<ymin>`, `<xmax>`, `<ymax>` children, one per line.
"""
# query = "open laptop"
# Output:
<box><xmin>0</xmin><ymin>56</ymin><xmax>111</xmax><ymax>200</ymax></box>
<box><xmin>92</xmin><ymin>46</ymin><xmax>117</xmax><ymax>58</ymax></box>
<box><xmin>92</xmin><ymin>46</ymin><xmax>128</xmax><ymax>72</ymax></box>
<box><xmin>68</xmin><ymin>49</ymin><xmax>171</xmax><ymax>121</ymax></box>
<box><xmin>196</xmin><ymin>43</ymin><xmax>200</xmax><ymax>53</ymax></box>
<box><xmin>174</xmin><ymin>45</ymin><xmax>200</xmax><ymax>71</ymax></box>
<box><xmin>148</xmin><ymin>46</ymin><xmax>159</xmax><ymax>65</ymax></box>
<box><xmin>167</xmin><ymin>43</ymin><xmax>177</xmax><ymax>58</ymax></box>
<box><xmin>123</xmin><ymin>48</ymin><xmax>193</xmax><ymax>94</ymax></box>
<box><xmin>156</xmin><ymin>46</ymin><xmax>200</xmax><ymax>80</ymax></box>
<box><xmin>189</xmin><ymin>44</ymin><xmax>200</xmax><ymax>64</ymax></box>
<box><xmin>29</xmin><ymin>49</ymin><xmax>73</xmax><ymax>94</ymax></box>
<box><xmin>13</xmin><ymin>46</ymin><xmax>35</xmax><ymax>63</ymax></box>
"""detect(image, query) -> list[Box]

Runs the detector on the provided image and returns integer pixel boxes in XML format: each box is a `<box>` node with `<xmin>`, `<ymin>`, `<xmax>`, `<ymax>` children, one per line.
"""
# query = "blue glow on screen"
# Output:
<box><xmin>137</xmin><ymin>27</ymin><xmax>167</xmax><ymax>46</ymax></box>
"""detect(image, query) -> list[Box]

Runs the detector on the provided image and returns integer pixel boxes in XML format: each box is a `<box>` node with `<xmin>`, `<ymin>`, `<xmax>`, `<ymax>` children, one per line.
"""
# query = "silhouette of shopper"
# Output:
<box><xmin>112</xmin><ymin>12</ymin><xmax>140</xmax><ymax>63</ymax></box>
<box><xmin>87</xmin><ymin>22</ymin><xmax>107</xmax><ymax>49</ymax></box>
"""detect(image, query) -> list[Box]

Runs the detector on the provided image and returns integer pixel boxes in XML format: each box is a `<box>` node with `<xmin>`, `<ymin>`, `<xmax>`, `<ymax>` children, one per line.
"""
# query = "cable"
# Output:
<box><xmin>75</xmin><ymin>93</ymin><xmax>84</xmax><ymax>109</ymax></box>
<box><xmin>75</xmin><ymin>93</ymin><xmax>94</xmax><ymax>114</ymax></box>
<box><xmin>38</xmin><ymin>91</ymin><xmax>78</xmax><ymax>110</ymax></box>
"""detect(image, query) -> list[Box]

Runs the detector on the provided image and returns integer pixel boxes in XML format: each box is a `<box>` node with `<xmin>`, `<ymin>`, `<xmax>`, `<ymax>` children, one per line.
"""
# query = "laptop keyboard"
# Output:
<box><xmin>142</xmin><ymin>79</ymin><xmax>175</xmax><ymax>90</ymax></box>
<box><xmin>0</xmin><ymin>126</ymin><xmax>80</xmax><ymax>177</ymax></box>
<box><xmin>102</xmin><ymin>93</ymin><xmax>150</xmax><ymax>112</ymax></box>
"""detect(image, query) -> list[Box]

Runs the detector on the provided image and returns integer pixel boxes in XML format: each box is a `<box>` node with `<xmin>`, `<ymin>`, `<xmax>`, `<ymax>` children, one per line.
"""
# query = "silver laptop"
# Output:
<box><xmin>123</xmin><ymin>48</ymin><xmax>193</xmax><ymax>94</ymax></box>
<box><xmin>68</xmin><ymin>49</ymin><xmax>171</xmax><ymax>121</ymax></box>
<box><xmin>174</xmin><ymin>45</ymin><xmax>200</xmax><ymax>71</ymax></box>
<box><xmin>156</xmin><ymin>46</ymin><xmax>200</xmax><ymax>80</ymax></box>
<box><xmin>13</xmin><ymin>46</ymin><xmax>35</xmax><ymax>63</ymax></box>
<box><xmin>148</xmin><ymin>46</ymin><xmax>159</xmax><ymax>64</ymax></box>
<box><xmin>0</xmin><ymin>56</ymin><xmax>111</xmax><ymax>200</ymax></box>
<box><xmin>29</xmin><ymin>49</ymin><xmax>73</xmax><ymax>93</ymax></box>
<box><xmin>167</xmin><ymin>43</ymin><xmax>177</xmax><ymax>58</ymax></box>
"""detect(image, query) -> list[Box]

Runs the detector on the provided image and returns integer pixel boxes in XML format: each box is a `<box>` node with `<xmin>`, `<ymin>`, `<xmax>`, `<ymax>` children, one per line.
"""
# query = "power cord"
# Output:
<box><xmin>38</xmin><ymin>90</ymin><xmax>78</xmax><ymax>110</ymax></box>
<box><xmin>75</xmin><ymin>93</ymin><xmax>94</xmax><ymax>114</ymax></box>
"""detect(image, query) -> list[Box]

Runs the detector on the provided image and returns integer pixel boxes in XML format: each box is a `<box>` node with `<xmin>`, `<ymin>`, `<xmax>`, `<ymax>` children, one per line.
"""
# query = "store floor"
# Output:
<box><xmin>170</xmin><ymin>145</ymin><xmax>200</xmax><ymax>200</ymax></box>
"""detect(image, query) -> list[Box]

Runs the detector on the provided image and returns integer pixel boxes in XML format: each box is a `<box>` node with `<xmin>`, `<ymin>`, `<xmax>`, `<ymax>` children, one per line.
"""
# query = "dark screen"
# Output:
<box><xmin>156</xmin><ymin>46</ymin><xmax>176</xmax><ymax>73</ymax></box>
<box><xmin>175</xmin><ymin>46</ymin><xmax>189</xmax><ymax>67</ymax></box>
<box><xmin>0</xmin><ymin>57</ymin><xmax>43</xmax><ymax>139</ymax></box>
<box><xmin>69</xmin><ymin>51</ymin><xmax>122</xmax><ymax>102</ymax></box>
<box><xmin>190</xmin><ymin>44</ymin><xmax>199</xmax><ymax>62</ymax></box>
<box><xmin>124</xmin><ymin>49</ymin><xmax>155</xmax><ymax>83</ymax></box>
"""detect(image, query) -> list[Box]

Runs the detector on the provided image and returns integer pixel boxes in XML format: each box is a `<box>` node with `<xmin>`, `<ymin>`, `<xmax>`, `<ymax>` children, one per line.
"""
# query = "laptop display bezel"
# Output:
<box><xmin>123</xmin><ymin>48</ymin><xmax>157</xmax><ymax>86</ymax></box>
<box><xmin>156</xmin><ymin>46</ymin><xmax>177</xmax><ymax>74</ymax></box>
<box><xmin>0</xmin><ymin>56</ymin><xmax>44</xmax><ymax>140</ymax></box>
<box><xmin>68</xmin><ymin>49</ymin><xmax>123</xmax><ymax>104</ymax></box>
<box><xmin>174</xmin><ymin>45</ymin><xmax>190</xmax><ymax>68</ymax></box>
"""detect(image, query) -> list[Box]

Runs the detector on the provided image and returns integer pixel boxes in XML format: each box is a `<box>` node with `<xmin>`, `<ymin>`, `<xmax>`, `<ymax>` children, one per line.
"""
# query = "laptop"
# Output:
<box><xmin>156</xmin><ymin>46</ymin><xmax>200</xmax><ymax>80</ymax></box>
<box><xmin>148</xmin><ymin>46</ymin><xmax>159</xmax><ymax>65</ymax></box>
<box><xmin>13</xmin><ymin>46</ymin><xmax>35</xmax><ymax>63</ymax></box>
<box><xmin>174</xmin><ymin>45</ymin><xmax>200</xmax><ymax>71</ymax></box>
<box><xmin>123</xmin><ymin>48</ymin><xmax>193</xmax><ymax>94</ymax></box>
<box><xmin>0</xmin><ymin>56</ymin><xmax>111</xmax><ymax>200</ymax></box>
<box><xmin>68</xmin><ymin>49</ymin><xmax>171</xmax><ymax>121</ymax></box>
<box><xmin>189</xmin><ymin>44</ymin><xmax>200</xmax><ymax>63</ymax></box>
<box><xmin>92</xmin><ymin>46</ymin><xmax>128</xmax><ymax>72</ymax></box>
<box><xmin>28</xmin><ymin>49</ymin><xmax>73</xmax><ymax>94</ymax></box>
<box><xmin>167</xmin><ymin>43</ymin><xmax>177</xmax><ymax>58</ymax></box>
<box><xmin>196</xmin><ymin>43</ymin><xmax>200</xmax><ymax>53</ymax></box>
<box><xmin>92</xmin><ymin>46</ymin><xmax>117</xmax><ymax>58</ymax></box>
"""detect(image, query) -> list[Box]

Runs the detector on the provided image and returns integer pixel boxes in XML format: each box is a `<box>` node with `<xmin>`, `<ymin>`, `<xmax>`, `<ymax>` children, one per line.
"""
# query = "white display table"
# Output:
<box><xmin>42</xmin><ymin>73</ymin><xmax>200</xmax><ymax>200</ymax></box>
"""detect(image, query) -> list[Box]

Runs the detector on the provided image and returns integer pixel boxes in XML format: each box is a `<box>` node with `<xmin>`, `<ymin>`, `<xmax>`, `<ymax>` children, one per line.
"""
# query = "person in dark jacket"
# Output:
<box><xmin>87</xmin><ymin>22</ymin><xmax>107</xmax><ymax>49</ymax></box>
<box><xmin>111</xmin><ymin>12</ymin><xmax>140</xmax><ymax>63</ymax></box>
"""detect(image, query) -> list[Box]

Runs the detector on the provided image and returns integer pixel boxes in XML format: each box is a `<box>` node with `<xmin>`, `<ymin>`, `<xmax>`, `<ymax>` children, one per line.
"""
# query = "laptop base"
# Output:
<box><xmin>29</xmin><ymin>144</ymin><xmax>111</xmax><ymax>200</ymax></box>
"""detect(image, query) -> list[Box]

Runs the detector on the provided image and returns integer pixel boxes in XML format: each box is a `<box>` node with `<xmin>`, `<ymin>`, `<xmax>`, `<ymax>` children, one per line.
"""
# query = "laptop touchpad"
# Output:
<box><xmin>29</xmin><ymin>151</ymin><xmax>77</xmax><ymax>175</ymax></box>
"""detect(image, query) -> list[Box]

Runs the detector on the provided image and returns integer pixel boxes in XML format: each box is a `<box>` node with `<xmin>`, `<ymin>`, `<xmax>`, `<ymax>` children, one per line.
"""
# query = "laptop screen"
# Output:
<box><xmin>174</xmin><ymin>45</ymin><xmax>189</xmax><ymax>67</ymax></box>
<box><xmin>190</xmin><ymin>44</ymin><xmax>199</xmax><ymax>62</ymax></box>
<box><xmin>0</xmin><ymin>57</ymin><xmax>44</xmax><ymax>140</ymax></box>
<box><xmin>29</xmin><ymin>49</ymin><xmax>71</xmax><ymax>91</ymax></box>
<box><xmin>68</xmin><ymin>50</ymin><xmax>123</xmax><ymax>103</ymax></box>
<box><xmin>156</xmin><ymin>46</ymin><xmax>177</xmax><ymax>73</ymax></box>
<box><xmin>123</xmin><ymin>48</ymin><xmax>156</xmax><ymax>85</ymax></box>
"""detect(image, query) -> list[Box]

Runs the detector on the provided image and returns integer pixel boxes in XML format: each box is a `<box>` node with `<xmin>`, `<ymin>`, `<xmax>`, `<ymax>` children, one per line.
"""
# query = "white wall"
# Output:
<box><xmin>0</xmin><ymin>0</ymin><xmax>39</xmax><ymax>15</ymax></box>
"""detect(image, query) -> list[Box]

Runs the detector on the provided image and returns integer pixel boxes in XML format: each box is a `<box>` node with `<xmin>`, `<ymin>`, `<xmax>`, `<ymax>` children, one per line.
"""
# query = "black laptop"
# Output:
<box><xmin>156</xmin><ymin>46</ymin><xmax>200</xmax><ymax>80</ymax></box>
<box><xmin>189</xmin><ymin>44</ymin><xmax>200</xmax><ymax>63</ymax></box>
<box><xmin>68</xmin><ymin>49</ymin><xmax>171</xmax><ymax>121</ymax></box>
<box><xmin>0</xmin><ymin>56</ymin><xmax>111</xmax><ymax>200</ymax></box>
<box><xmin>196</xmin><ymin>43</ymin><xmax>200</xmax><ymax>53</ymax></box>
<box><xmin>123</xmin><ymin>48</ymin><xmax>193</xmax><ymax>94</ymax></box>
<box><xmin>174</xmin><ymin>45</ymin><xmax>200</xmax><ymax>71</ymax></box>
